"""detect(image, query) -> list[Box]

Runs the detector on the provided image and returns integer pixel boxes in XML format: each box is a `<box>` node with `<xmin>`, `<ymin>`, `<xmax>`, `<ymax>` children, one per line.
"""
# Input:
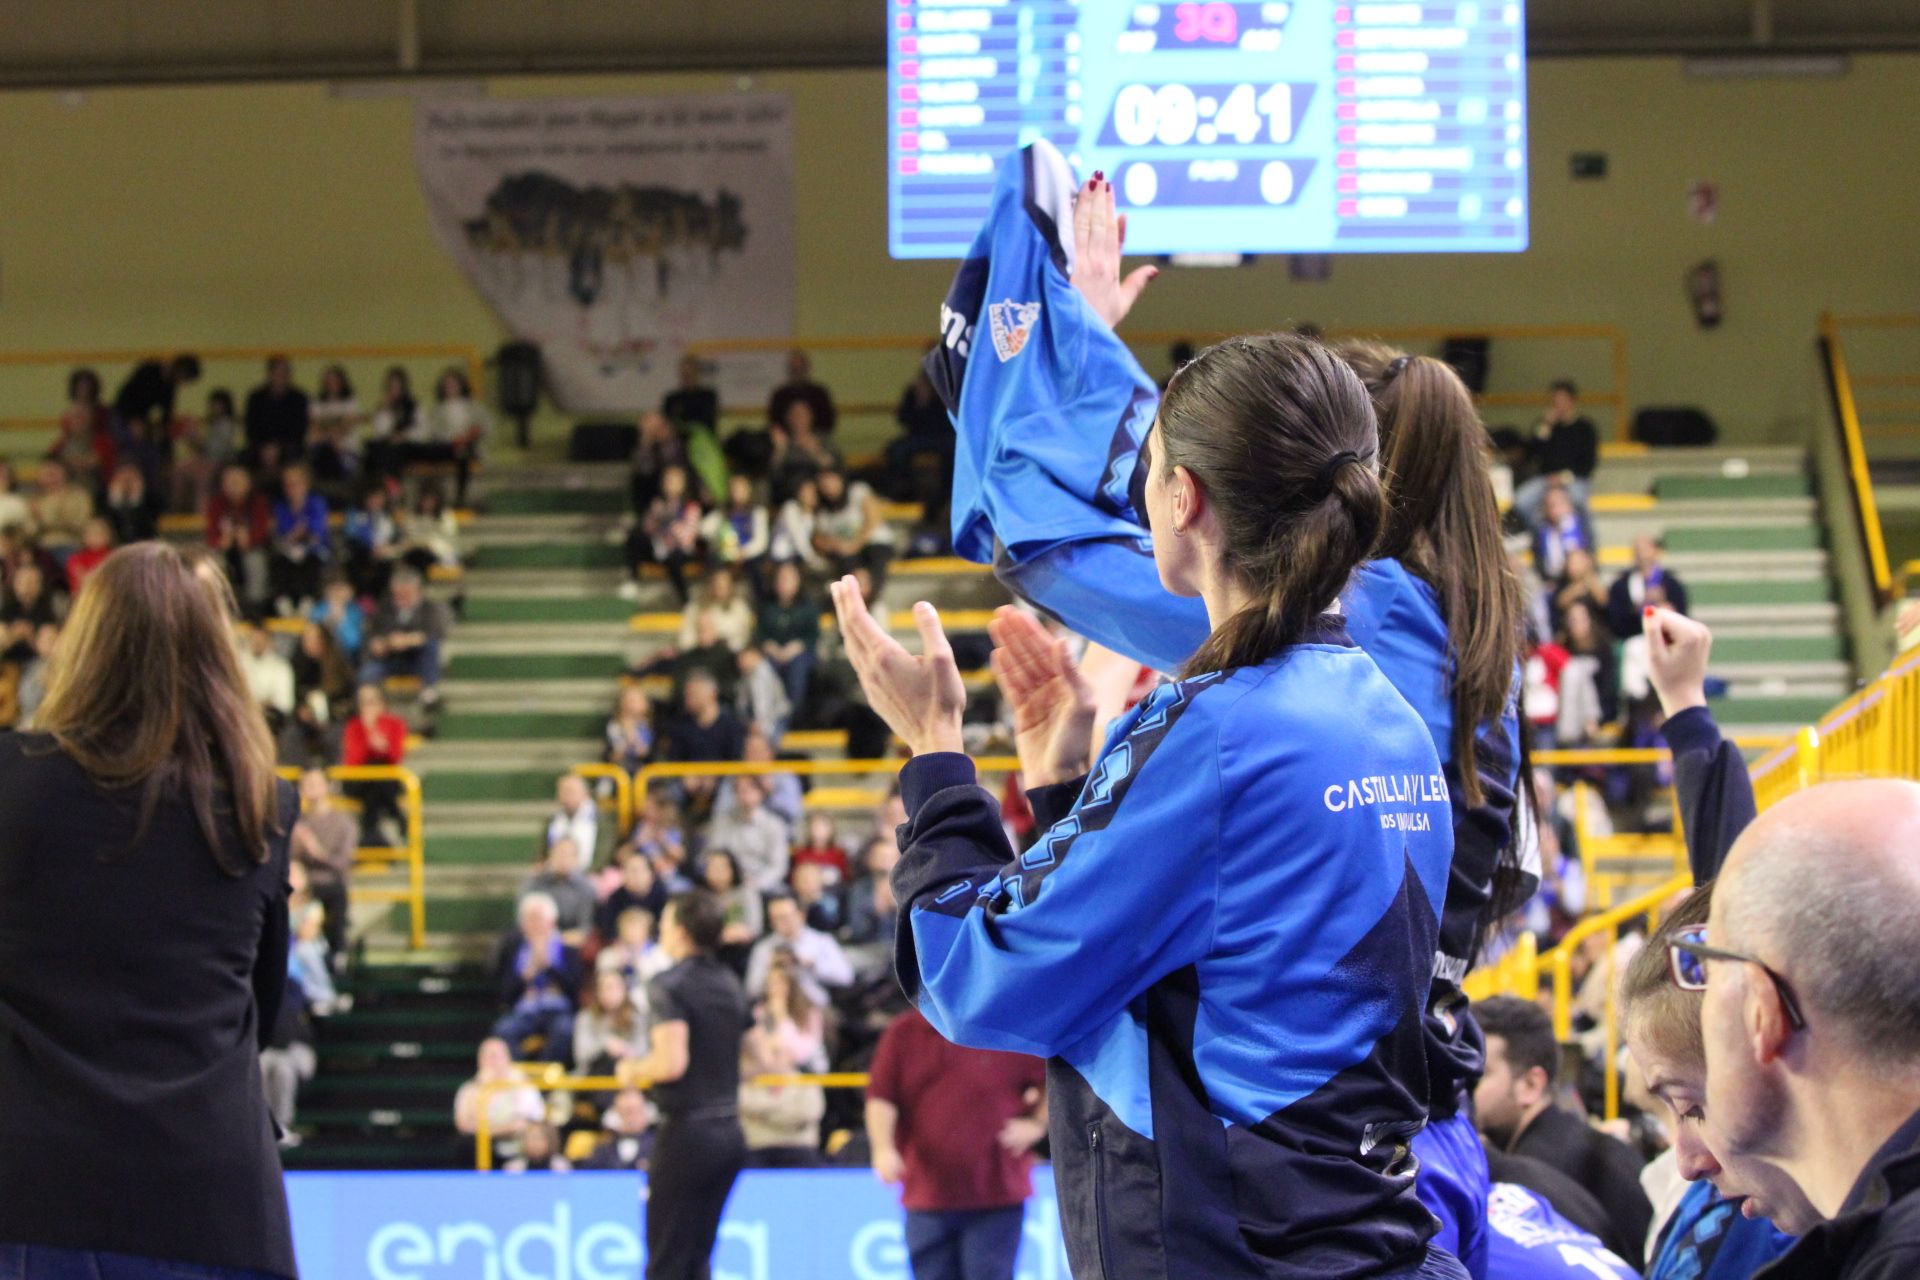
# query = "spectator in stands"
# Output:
<box><xmin>768</xmin><ymin>399</ymin><xmax>842</xmax><ymax>505</ymax></box>
<box><xmin>493</xmin><ymin>892</ymin><xmax>586</xmax><ymax>1064</ymax></box>
<box><xmin>1532</xmin><ymin>481</ymin><xmax>1597</xmax><ymax>582</ymax></box>
<box><xmin>63</xmin><ymin>517</ymin><xmax>115</xmax><ymax>597</ymax></box>
<box><xmin>1607</xmin><ymin>536</ymin><xmax>1690</xmax><ymax>638</ymax></box>
<box><xmin>111</xmin><ymin>353</ymin><xmax>201</xmax><ymax>446</ymax></box>
<box><xmin>663</xmin><ymin>354</ymin><xmax>719</xmax><ymax>434</ymax></box>
<box><xmin>502</xmin><ymin>1122</ymin><xmax>570</xmax><ymax>1173</ymax></box>
<box><xmin>172</xmin><ymin>387</ymin><xmax>241</xmax><ymax>512</ymax></box>
<box><xmin>769</xmin><ymin>348</ymin><xmax>837</xmax><ymax>435</ymax></box>
<box><xmin>789</xmin><ymin>859</ymin><xmax>845</xmax><ymax>935</ymax></box>
<box><xmin>756</xmin><ymin>949</ymin><xmax>828</xmax><ymax>1075</ymax></box>
<box><xmin>812</xmin><ymin>468</ymin><xmax>896</xmax><ymax>593</ymax></box>
<box><xmin>624</xmin><ymin>789</ymin><xmax>690</xmax><ymax>886</ymax></box>
<box><xmin>735</xmin><ymin>647</ymin><xmax>791</xmax><ymax>741</ymax></box>
<box><xmin>0</xmin><ymin>562</ymin><xmax>57</xmax><ymax>664</ymax></box>
<box><xmin>867</xmin><ymin>1005</ymin><xmax>1050</xmax><ymax>1280</ymax></box>
<box><xmin>268</xmin><ymin>463</ymin><xmax>331</xmax><ymax>612</ymax></box>
<box><xmin>206</xmin><ymin>463</ymin><xmax>272</xmax><ymax>612</ymax></box>
<box><xmin>29</xmin><ymin>459</ymin><xmax>95</xmax><ymax>563</ymax></box>
<box><xmin>286</xmin><ymin>863</ymin><xmax>338</xmax><ymax>1015</ymax></box>
<box><xmin>0</xmin><ymin>460</ymin><xmax>29</xmax><ymax>534</ymax></box>
<box><xmin>244</xmin><ymin>355</ymin><xmax>310</xmax><ymax>473</ymax></box>
<box><xmin>663</xmin><ymin>608</ymin><xmax>743</xmax><ymax>706</ymax></box>
<box><xmin>580</xmin><ymin>1087</ymin><xmax>655</xmax><ymax>1170</ymax></box>
<box><xmin>740</xmin><ymin>1039</ymin><xmax>827</xmax><ymax>1167</ymax></box>
<box><xmin>309</xmin><ymin>571</ymin><xmax>365</xmax><ymax>661</ymax></box>
<box><xmin>843</xmin><ymin>829</ymin><xmax>903</xmax><ymax>945</ymax></box>
<box><xmin>52</xmin><ymin>367</ymin><xmax>114</xmax><ymax>482</ymax></box>
<box><xmin>259</xmin><ymin>923</ymin><xmax>317</xmax><ymax>1141</ymax></box>
<box><xmin>341</xmin><ymin>683</ymin><xmax>409</xmax><ymax>846</ymax></box>
<box><xmin>574</xmin><ymin>969</ymin><xmax>644</xmax><ymax>1077</ymax></box>
<box><xmin>545</xmin><ymin>773</ymin><xmax>599</xmax><ymax>861</ymax></box>
<box><xmin>711</xmin><ymin>726</ymin><xmax>802</xmax><ymax>828</ymax></box>
<box><xmin>887</xmin><ymin>360</ymin><xmax>956</xmax><ymax>505</ymax></box>
<box><xmin>308</xmin><ymin>364</ymin><xmax>361</xmax><ymax>485</ymax></box>
<box><xmin>746</xmin><ymin>891</ymin><xmax>853</xmax><ymax>1006</ymax></box>
<box><xmin>630</xmin><ymin>409</ymin><xmax>690</xmax><ymax>516</ymax></box>
<box><xmin>239</xmin><ymin>623</ymin><xmax>295</xmax><ymax>737</ymax></box>
<box><xmin>1558</xmin><ymin>599</ymin><xmax>1620</xmax><ymax>738</ymax></box>
<box><xmin>103</xmin><ymin>462</ymin><xmax>158</xmax><ymax>545</ymax></box>
<box><xmin>623</xmin><ymin>463</ymin><xmax>703</xmax><ymax>604</ymax></box>
<box><xmin>290</xmin><ymin>765</ymin><xmax>355</xmax><ymax>962</ymax></box>
<box><xmin>342</xmin><ymin>484</ymin><xmax>400</xmax><ymax>599</ymax></box>
<box><xmin>757</xmin><ymin>559</ymin><xmax>821</xmax><ymax>718</ymax></box>
<box><xmin>454</xmin><ymin>1036</ymin><xmax>546</xmax><ymax>1163</ymax></box>
<box><xmin>417</xmin><ymin>366</ymin><xmax>490</xmax><ymax>506</ymax></box>
<box><xmin>286</xmin><ymin>622</ymin><xmax>354</xmax><ymax>762</ymax></box>
<box><xmin>679</xmin><ymin>565</ymin><xmax>754</xmax><ymax>653</ymax></box>
<box><xmin>522</xmin><ymin>837</ymin><xmax>596</xmax><ymax>945</ymax></box>
<box><xmin>1693</xmin><ymin>780</ymin><xmax>1920</xmax><ymax>1279</ymax></box>
<box><xmin>701</xmin><ymin>474</ymin><xmax>770</xmax><ymax>585</ymax></box>
<box><xmin>362</xmin><ymin>366</ymin><xmax>417</xmax><ymax>483</ymax></box>
<box><xmin>771</xmin><ymin>476</ymin><xmax>827</xmax><ymax>574</ymax></box>
<box><xmin>1475</xmin><ymin>995</ymin><xmax>1653</xmax><ymax>1267</ymax></box>
<box><xmin>1514</xmin><ymin>379</ymin><xmax>1600</xmax><ymax>523</ymax></box>
<box><xmin>1552</xmin><ymin>545</ymin><xmax>1610</xmax><ymax>634</ymax></box>
<box><xmin>706</xmin><ymin>775</ymin><xmax>791</xmax><ymax>895</ymax></box>
<box><xmin>604</xmin><ymin>683</ymin><xmax>655</xmax><ymax>774</ymax></box>
<box><xmin>1523</xmin><ymin>631</ymin><xmax>1573</xmax><ymax>749</ymax></box>
<box><xmin>659</xmin><ymin>669</ymin><xmax>747</xmax><ymax>812</ymax></box>
<box><xmin>598</xmin><ymin>905</ymin><xmax>671</xmax><ymax>997</ymax></box>
<box><xmin>398</xmin><ymin>482</ymin><xmax>461</xmax><ymax>578</ymax></box>
<box><xmin>792</xmin><ymin>812</ymin><xmax>851</xmax><ymax>886</ymax></box>
<box><xmin>599</xmin><ymin>853</ymin><xmax>669</xmax><ymax>944</ymax></box>
<box><xmin>699</xmin><ymin>850</ymin><xmax>764</xmax><ymax>955</ymax></box>
<box><xmin>359</xmin><ymin>567</ymin><xmax>447</xmax><ymax>711</ymax></box>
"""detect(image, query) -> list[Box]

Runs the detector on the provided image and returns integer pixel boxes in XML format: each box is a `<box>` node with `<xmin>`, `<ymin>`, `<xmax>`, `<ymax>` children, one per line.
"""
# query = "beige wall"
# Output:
<box><xmin>0</xmin><ymin>56</ymin><xmax>1916</xmax><ymax>449</ymax></box>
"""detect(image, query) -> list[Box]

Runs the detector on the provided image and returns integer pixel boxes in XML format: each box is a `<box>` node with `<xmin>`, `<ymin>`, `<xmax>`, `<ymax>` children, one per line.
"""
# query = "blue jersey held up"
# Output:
<box><xmin>891</xmin><ymin>620</ymin><xmax>1455</xmax><ymax>1278</ymax></box>
<box><xmin>1487</xmin><ymin>1183</ymin><xmax>1641</xmax><ymax>1280</ymax></box>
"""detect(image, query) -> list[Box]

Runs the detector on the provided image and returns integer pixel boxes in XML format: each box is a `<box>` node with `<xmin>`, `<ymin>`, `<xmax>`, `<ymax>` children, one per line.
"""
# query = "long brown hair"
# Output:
<box><xmin>35</xmin><ymin>542</ymin><xmax>281</xmax><ymax>875</ymax></box>
<box><xmin>1157</xmin><ymin>333</ymin><xmax>1385</xmax><ymax>678</ymax></box>
<box><xmin>1337</xmin><ymin>342</ymin><xmax>1525</xmax><ymax>808</ymax></box>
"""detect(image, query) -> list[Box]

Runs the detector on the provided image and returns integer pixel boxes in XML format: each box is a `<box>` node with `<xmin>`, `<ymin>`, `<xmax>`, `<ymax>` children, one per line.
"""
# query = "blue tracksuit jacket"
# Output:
<box><xmin>926</xmin><ymin>141</ymin><xmax>1526</xmax><ymax>1113</ymax></box>
<box><xmin>892</xmin><ymin>620</ymin><xmax>1455</xmax><ymax>1278</ymax></box>
<box><xmin>1486</xmin><ymin>1183</ymin><xmax>1640</xmax><ymax>1280</ymax></box>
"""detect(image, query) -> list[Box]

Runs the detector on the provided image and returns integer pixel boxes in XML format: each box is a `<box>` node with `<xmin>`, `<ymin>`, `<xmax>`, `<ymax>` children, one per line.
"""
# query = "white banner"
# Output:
<box><xmin>414</xmin><ymin>93</ymin><xmax>794</xmax><ymax>413</ymax></box>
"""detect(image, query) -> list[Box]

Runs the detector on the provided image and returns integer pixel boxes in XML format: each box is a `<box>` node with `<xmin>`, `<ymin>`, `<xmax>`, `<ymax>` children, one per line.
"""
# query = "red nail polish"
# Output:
<box><xmin>1092</xmin><ymin>170</ymin><xmax>1105</xmax><ymax>182</ymax></box>
<box><xmin>1643</xmin><ymin>606</ymin><xmax>1656</xmax><ymax>617</ymax></box>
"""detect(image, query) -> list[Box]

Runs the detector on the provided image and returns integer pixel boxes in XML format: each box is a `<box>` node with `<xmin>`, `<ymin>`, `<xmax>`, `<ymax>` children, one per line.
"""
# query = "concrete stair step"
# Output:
<box><xmin>446</xmin><ymin>651</ymin><xmax>627</xmax><ymax>680</ymax></box>
<box><xmin>484</xmin><ymin>488</ymin><xmax>627</xmax><ymax>516</ymax></box>
<box><xmin>425</xmin><ymin>770</ymin><xmax>581</xmax><ymax>803</ymax></box>
<box><xmin>1660</xmin><ymin>525</ymin><xmax>1823</xmax><ymax>553</ymax></box>
<box><xmin>1708</xmin><ymin>691</ymin><xmax>1851</xmax><ymax>726</ymax></box>
<box><xmin>470</xmin><ymin>541</ymin><xmax>625</xmax><ymax>571</ymax></box>
<box><xmin>1687</xmin><ymin>578</ymin><xmax>1832</xmax><ymax>606</ymax></box>
<box><xmin>433</xmin><ymin>710</ymin><xmax>608</xmax><ymax>742</ymax></box>
<box><xmin>462</xmin><ymin>595</ymin><xmax>636</xmax><ymax>625</ymax></box>
<box><xmin>1692</xmin><ymin>601</ymin><xmax>1839</xmax><ymax>626</ymax></box>
<box><xmin>411</xmin><ymin>737</ymin><xmax>601</xmax><ymax>770</ymax></box>
<box><xmin>427</xmin><ymin>831</ymin><xmax>549</xmax><ymax>866</ymax></box>
<box><xmin>1710</xmin><ymin>660</ymin><xmax>1852</xmax><ymax>683</ymax></box>
<box><xmin>422</xmin><ymin>800</ymin><xmax>559</xmax><ymax>830</ymax></box>
<box><xmin>1710</xmin><ymin>634</ymin><xmax>1848</xmax><ymax>664</ymax></box>
<box><xmin>1653</xmin><ymin>474</ymin><xmax>1809</xmax><ymax>501</ymax></box>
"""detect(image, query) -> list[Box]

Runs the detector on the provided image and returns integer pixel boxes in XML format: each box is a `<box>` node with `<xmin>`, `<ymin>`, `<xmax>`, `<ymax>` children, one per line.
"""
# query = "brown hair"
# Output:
<box><xmin>35</xmin><ymin>542</ymin><xmax>281</xmax><ymax>875</ymax></box>
<box><xmin>1337</xmin><ymin>342</ymin><xmax>1525</xmax><ymax>809</ymax></box>
<box><xmin>1622</xmin><ymin>885</ymin><xmax>1713</xmax><ymax>1068</ymax></box>
<box><xmin>1158</xmin><ymin>333</ymin><xmax>1385</xmax><ymax>678</ymax></box>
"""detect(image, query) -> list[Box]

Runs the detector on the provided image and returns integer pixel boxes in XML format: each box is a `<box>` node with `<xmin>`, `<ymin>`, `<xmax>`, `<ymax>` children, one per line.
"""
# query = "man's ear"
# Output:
<box><xmin>1517</xmin><ymin>1064</ymin><xmax>1551</xmax><ymax>1107</ymax></box>
<box><xmin>1746</xmin><ymin>963</ymin><xmax>1794</xmax><ymax>1066</ymax></box>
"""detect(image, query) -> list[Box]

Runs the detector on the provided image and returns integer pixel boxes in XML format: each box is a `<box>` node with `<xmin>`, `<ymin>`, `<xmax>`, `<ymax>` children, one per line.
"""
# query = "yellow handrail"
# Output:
<box><xmin>472</xmin><ymin>1071</ymin><xmax>873</xmax><ymax>1170</ymax></box>
<box><xmin>568</xmin><ymin>762</ymin><xmax>635</xmax><ymax>845</ymax></box>
<box><xmin>1819</xmin><ymin>314</ymin><xmax>1894</xmax><ymax>601</ymax></box>
<box><xmin>278</xmin><ymin>763</ymin><xmax>425</xmax><ymax>949</ymax></box>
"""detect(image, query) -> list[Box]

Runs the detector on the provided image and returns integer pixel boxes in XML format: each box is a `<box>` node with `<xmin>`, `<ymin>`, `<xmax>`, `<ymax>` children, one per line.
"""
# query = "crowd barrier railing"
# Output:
<box><xmin>279</xmin><ymin>763</ymin><xmax>425</xmax><ymax>950</ymax></box>
<box><xmin>473</xmin><ymin>1071</ymin><xmax>872</xmax><ymax>1171</ymax></box>
<box><xmin>569</xmin><ymin>762</ymin><xmax>636</xmax><ymax>845</ymax></box>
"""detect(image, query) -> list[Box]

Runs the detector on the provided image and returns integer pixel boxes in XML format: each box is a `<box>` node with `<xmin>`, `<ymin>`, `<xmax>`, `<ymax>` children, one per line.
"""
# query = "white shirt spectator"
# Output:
<box><xmin>745</xmin><ymin>925</ymin><xmax>855</xmax><ymax>1006</ymax></box>
<box><xmin>240</xmin><ymin>644</ymin><xmax>295</xmax><ymax>719</ymax></box>
<box><xmin>706</xmin><ymin>801</ymin><xmax>790</xmax><ymax>895</ymax></box>
<box><xmin>771</xmin><ymin>498</ymin><xmax>825</xmax><ymax>569</ymax></box>
<box><xmin>547</xmin><ymin>804</ymin><xmax>599</xmax><ymax>861</ymax></box>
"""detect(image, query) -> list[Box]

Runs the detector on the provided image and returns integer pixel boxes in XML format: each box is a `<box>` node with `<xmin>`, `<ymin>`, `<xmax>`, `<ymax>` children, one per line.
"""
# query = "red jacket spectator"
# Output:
<box><xmin>205</xmin><ymin>490</ymin><xmax>270</xmax><ymax>551</ymax></box>
<box><xmin>65</xmin><ymin>546</ymin><xmax>110</xmax><ymax>597</ymax></box>
<box><xmin>342</xmin><ymin>712</ymin><xmax>408</xmax><ymax>766</ymax></box>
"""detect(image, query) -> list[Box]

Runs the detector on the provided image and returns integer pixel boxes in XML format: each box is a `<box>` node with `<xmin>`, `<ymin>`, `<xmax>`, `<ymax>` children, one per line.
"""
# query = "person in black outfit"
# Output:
<box><xmin>1473</xmin><ymin>996</ymin><xmax>1653</xmax><ymax>1267</ymax></box>
<box><xmin>0</xmin><ymin>541</ymin><xmax>297</xmax><ymax>1279</ymax></box>
<box><xmin>1605</xmin><ymin>535</ymin><xmax>1691</xmax><ymax>639</ymax></box>
<box><xmin>1514</xmin><ymin>378</ymin><xmax>1599</xmax><ymax>523</ymax></box>
<box><xmin>112</xmin><ymin>354</ymin><xmax>202</xmax><ymax>485</ymax></box>
<box><xmin>885</xmin><ymin>361</ymin><xmax>956</xmax><ymax>507</ymax></box>
<box><xmin>766</xmin><ymin>349</ymin><xmax>836</xmax><ymax>435</ymax></box>
<box><xmin>244</xmin><ymin>355</ymin><xmax>311</xmax><ymax>473</ymax></box>
<box><xmin>623</xmin><ymin>890</ymin><xmax>749</xmax><ymax>1280</ymax></box>
<box><xmin>663</xmin><ymin>354</ymin><xmax>720</xmax><ymax>435</ymax></box>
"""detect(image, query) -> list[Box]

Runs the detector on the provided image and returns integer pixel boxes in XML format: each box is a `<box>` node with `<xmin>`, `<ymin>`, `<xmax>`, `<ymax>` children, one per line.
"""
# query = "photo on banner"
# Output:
<box><xmin>414</xmin><ymin>92</ymin><xmax>795</xmax><ymax>411</ymax></box>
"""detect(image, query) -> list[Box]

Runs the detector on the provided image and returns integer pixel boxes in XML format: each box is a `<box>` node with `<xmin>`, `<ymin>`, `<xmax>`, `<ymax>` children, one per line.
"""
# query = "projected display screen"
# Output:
<box><xmin>887</xmin><ymin>2</ymin><xmax>1529</xmax><ymax>258</ymax></box>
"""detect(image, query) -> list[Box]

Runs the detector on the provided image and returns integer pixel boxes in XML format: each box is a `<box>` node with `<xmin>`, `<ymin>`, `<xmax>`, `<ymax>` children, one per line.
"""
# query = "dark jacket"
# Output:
<box><xmin>1605</xmin><ymin>568</ymin><xmax>1691</xmax><ymax>640</ymax></box>
<box><xmin>1662</xmin><ymin>706</ymin><xmax>1757</xmax><ymax>883</ymax></box>
<box><xmin>1485</xmin><ymin>1146</ymin><xmax>1620</xmax><ymax>1251</ymax></box>
<box><xmin>0</xmin><ymin>734</ymin><xmax>297</xmax><ymax>1277</ymax></box>
<box><xmin>1760</xmin><ymin>1106</ymin><xmax>1920</xmax><ymax>1280</ymax></box>
<box><xmin>1532</xmin><ymin>416</ymin><xmax>1599</xmax><ymax>479</ymax></box>
<box><xmin>1510</xmin><ymin>1105</ymin><xmax>1653</xmax><ymax>1269</ymax></box>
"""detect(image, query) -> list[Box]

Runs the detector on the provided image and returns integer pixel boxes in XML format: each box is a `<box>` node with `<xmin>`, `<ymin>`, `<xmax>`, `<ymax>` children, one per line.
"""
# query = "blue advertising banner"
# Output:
<box><xmin>286</xmin><ymin>1169</ymin><xmax>1070</xmax><ymax>1280</ymax></box>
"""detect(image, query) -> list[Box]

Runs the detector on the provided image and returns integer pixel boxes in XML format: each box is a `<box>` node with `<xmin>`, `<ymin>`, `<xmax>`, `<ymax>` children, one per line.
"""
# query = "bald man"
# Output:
<box><xmin>1696</xmin><ymin>778</ymin><xmax>1920</xmax><ymax>1280</ymax></box>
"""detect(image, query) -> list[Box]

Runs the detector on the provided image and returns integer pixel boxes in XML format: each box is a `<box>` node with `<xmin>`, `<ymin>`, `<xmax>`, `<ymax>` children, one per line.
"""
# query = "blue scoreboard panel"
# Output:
<box><xmin>887</xmin><ymin>2</ymin><xmax>1528</xmax><ymax>258</ymax></box>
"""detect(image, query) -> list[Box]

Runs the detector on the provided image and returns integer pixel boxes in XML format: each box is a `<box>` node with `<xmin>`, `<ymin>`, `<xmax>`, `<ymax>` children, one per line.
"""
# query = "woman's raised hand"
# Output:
<box><xmin>989</xmin><ymin>606</ymin><xmax>1096</xmax><ymax>788</ymax></box>
<box><xmin>1070</xmin><ymin>174</ymin><xmax>1158</xmax><ymax>331</ymax></box>
<box><xmin>828</xmin><ymin>576</ymin><xmax>967</xmax><ymax>757</ymax></box>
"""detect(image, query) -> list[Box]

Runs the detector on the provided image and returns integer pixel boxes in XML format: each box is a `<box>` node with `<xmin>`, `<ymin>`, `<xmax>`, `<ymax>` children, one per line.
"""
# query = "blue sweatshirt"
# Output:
<box><xmin>1487</xmin><ymin>1182</ymin><xmax>1640</xmax><ymax>1280</ymax></box>
<box><xmin>926</xmin><ymin>140</ymin><xmax>1526</xmax><ymax>1114</ymax></box>
<box><xmin>892</xmin><ymin>620</ymin><xmax>1455</xmax><ymax>1277</ymax></box>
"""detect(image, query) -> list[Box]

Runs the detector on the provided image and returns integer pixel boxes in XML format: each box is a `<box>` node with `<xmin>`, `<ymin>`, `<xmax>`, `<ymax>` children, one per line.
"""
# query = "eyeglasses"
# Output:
<box><xmin>1668</xmin><ymin>924</ymin><xmax>1807</xmax><ymax>1031</ymax></box>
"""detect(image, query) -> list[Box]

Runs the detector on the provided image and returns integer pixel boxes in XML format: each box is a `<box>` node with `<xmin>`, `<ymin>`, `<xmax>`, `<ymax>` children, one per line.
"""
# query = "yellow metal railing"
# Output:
<box><xmin>691</xmin><ymin>323</ymin><xmax>1631</xmax><ymax>440</ymax></box>
<box><xmin>1819</xmin><ymin>314</ymin><xmax>1896</xmax><ymax>603</ymax></box>
<box><xmin>472</xmin><ymin>1071</ymin><xmax>872</xmax><ymax>1170</ymax></box>
<box><xmin>0</xmin><ymin>342</ymin><xmax>487</xmax><ymax>435</ymax></box>
<box><xmin>279</xmin><ymin>764</ymin><xmax>425</xmax><ymax>949</ymax></box>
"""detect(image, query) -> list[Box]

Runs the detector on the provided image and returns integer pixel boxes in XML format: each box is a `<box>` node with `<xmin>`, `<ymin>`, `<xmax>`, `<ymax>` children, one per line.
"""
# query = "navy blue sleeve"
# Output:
<box><xmin>890</xmin><ymin>704</ymin><xmax>1221</xmax><ymax>1057</ymax></box>
<box><xmin>1661</xmin><ymin>706</ymin><xmax>1757</xmax><ymax>883</ymax></box>
<box><xmin>1025</xmin><ymin>774</ymin><xmax>1088</xmax><ymax>831</ymax></box>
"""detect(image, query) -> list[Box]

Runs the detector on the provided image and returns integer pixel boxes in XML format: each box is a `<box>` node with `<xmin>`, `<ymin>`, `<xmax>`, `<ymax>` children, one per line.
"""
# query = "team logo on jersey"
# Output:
<box><xmin>987</xmin><ymin>299</ymin><xmax>1041</xmax><ymax>362</ymax></box>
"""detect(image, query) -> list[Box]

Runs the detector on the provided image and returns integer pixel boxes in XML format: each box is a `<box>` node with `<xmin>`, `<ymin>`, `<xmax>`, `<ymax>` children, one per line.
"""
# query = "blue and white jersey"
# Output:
<box><xmin>1645</xmin><ymin>1178</ymin><xmax>1794</xmax><ymax>1280</ymax></box>
<box><xmin>893</xmin><ymin>621</ymin><xmax>1455</xmax><ymax>1277</ymax></box>
<box><xmin>1488</xmin><ymin>1183</ymin><xmax>1641</xmax><ymax>1280</ymax></box>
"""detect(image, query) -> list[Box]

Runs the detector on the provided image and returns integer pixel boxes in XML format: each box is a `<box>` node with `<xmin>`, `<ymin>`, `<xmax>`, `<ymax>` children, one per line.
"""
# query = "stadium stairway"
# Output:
<box><xmin>1581</xmin><ymin>444</ymin><xmax>1852</xmax><ymax>737</ymax></box>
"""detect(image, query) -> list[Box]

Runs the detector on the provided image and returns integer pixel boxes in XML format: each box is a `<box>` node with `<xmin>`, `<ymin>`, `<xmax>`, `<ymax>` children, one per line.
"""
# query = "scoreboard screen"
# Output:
<box><xmin>887</xmin><ymin>2</ymin><xmax>1529</xmax><ymax>258</ymax></box>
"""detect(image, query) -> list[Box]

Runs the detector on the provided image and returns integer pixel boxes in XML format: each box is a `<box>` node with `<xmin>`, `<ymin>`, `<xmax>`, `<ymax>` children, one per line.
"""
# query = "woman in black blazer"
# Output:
<box><xmin>0</xmin><ymin>542</ymin><xmax>299</xmax><ymax>1279</ymax></box>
